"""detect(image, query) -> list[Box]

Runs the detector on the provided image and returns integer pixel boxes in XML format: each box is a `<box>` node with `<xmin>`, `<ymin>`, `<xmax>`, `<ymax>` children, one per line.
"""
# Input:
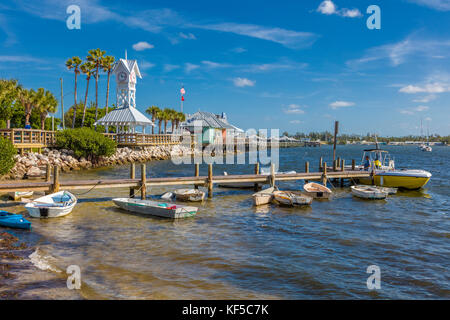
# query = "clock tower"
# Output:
<box><xmin>113</xmin><ymin>51</ymin><xmax>142</xmax><ymax>109</ymax></box>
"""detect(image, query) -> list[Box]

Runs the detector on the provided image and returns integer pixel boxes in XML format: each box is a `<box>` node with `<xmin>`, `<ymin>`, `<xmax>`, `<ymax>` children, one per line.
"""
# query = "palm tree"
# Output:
<box><xmin>65</xmin><ymin>56</ymin><xmax>82</xmax><ymax>128</ymax></box>
<box><xmin>0</xmin><ymin>79</ymin><xmax>19</xmax><ymax>128</ymax></box>
<box><xmin>80</xmin><ymin>62</ymin><xmax>95</xmax><ymax>127</ymax></box>
<box><xmin>167</xmin><ymin>109</ymin><xmax>177</xmax><ymax>133</ymax></box>
<box><xmin>101</xmin><ymin>55</ymin><xmax>115</xmax><ymax>115</ymax></box>
<box><xmin>175</xmin><ymin>112</ymin><xmax>186</xmax><ymax>131</ymax></box>
<box><xmin>160</xmin><ymin>109</ymin><xmax>172</xmax><ymax>134</ymax></box>
<box><xmin>155</xmin><ymin>109</ymin><xmax>163</xmax><ymax>134</ymax></box>
<box><xmin>34</xmin><ymin>88</ymin><xmax>58</xmax><ymax>130</ymax></box>
<box><xmin>145</xmin><ymin>105</ymin><xmax>160</xmax><ymax>134</ymax></box>
<box><xmin>87</xmin><ymin>48</ymin><xmax>106</xmax><ymax>122</ymax></box>
<box><xmin>17</xmin><ymin>87</ymin><xmax>36</xmax><ymax>127</ymax></box>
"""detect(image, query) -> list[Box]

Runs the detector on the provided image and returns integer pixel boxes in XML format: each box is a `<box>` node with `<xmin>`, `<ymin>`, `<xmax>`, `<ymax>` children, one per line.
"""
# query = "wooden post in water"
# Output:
<box><xmin>319</xmin><ymin>157</ymin><xmax>323</xmax><ymax>172</ymax></box>
<box><xmin>333</xmin><ymin>159</ymin><xmax>337</xmax><ymax>171</ymax></box>
<box><xmin>340</xmin><ymin>159</ymin><xmax>345</xmax><ymax>187</ymax></box>
<box><xmin>305</xmin><ymin>161</ymin><xmax>309</xmax><ymax>184</ymax></box>
<box><xmin>270</xmin><ymin>163</ymin><xmax>276</xmax><ymax>187</ymax></box>
<box><xmin>140</xmin><ymin>163</ymin><xmax>146</xmax><ymax>200</ymax></box>
<box><xmin>207</xmin><ymin>164</ymin><xmax>213</xmax><ymax>198</ymax></box>
<box><xmin>337</xmin><ymin>157</ymin><xmax>341</xmax><ymax>170</ymax></box>
<box><xmin>322</xmin><ymin>162</ymin><xmax>327</xmax><ymax>186</ymax></box>
<box><xmin>254</xmin><ymin>162</ymin><xmax>260</xmax><ymax>191</ymax></box>
<box><xmin>352</xmin><ymin>159</ymin><xmax>356</xmax><ymax>171</ymax></box>
<box><xmin>333</xmin><ymin>121</ymin><xmax>338</xmax><ymax>164</ymax></box>
<box><xmin>46</xmin><ymin>163</ymin><xmax>52</xmax><ymax>182</ymax></box>
<box><xmin>194</xmin><ymin>163</ymin><xmax>200</xmax><ymax>190</ymax></box>
<box><xmin>52</xmin><ymin>166</ymin><xmax>60</xmax><ymax>193</ymax></box>
<box><xmin>130</xmin><ymin>163</ymin><xmax>135</xmax><ymax>198</ymax></box>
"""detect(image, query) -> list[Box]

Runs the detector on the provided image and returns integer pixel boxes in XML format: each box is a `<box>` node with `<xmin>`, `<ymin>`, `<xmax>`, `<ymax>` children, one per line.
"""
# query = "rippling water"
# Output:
<box><xmin>5</xmin><ymin>145</ymin><xmax>450</xmax><ymax>299</ymax></box>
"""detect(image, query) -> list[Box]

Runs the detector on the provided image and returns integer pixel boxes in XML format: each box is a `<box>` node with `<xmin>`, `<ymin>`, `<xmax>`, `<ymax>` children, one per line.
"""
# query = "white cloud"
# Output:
<box><xmin>413</xmin><ymin>94</ymin><xmax>437</xmax><ymax>103</ymax></box>
<box><xmin>330</xmin><ymin>101</ymin><xmax>355</xmax><ymax>109</ymax></box>
<box><xmin>132</xmin><ymin>41</ymin><xmax>154</xmax><ymax>51</ymax></box>
<box><xmin>233</xmin><ymin>77</ymin><xmax>255</xmax><ymax>87</ymax></box>
<box><xmin>232</xmin><ymin>47</ymin><xmax>247</xmax><ymax>53</ymax></box>
<box><xmin>407</xmin><ymin>0</ymin><xmax>450</xmax><ymax>11</ymax></box>
<box><xmin>399</xmin><ymin>83</ymin><xmax>450</xmax><ymax>93</ymax></box>
<box><xmin>341</xmin><ymin>8</ymin><xmax>363</xmax><ymax>17</ymax></box>
<box><xmin>425</xmin><ymin>117</ymin><xmax>432</xmax><ymax>121</ymax></box>
<box><xmin>163</xmin><ymin>64</ymin><xmax>180</xmax><ymax>72</ymax></box>
<box><xmin>290</xmin><ymin>120</ymin><xmax>303</xmax><ymax>124</ymax></box>
<box><xmin>140</xmin><ymin>61</ymin><xmax>155</xmax><ymax>70</ymax></box>
<box><xmin>0</xmin><ymin>55</ymin><xmax>43</xmax><ymax>63</ymax></box>
<box><xmin>317</xmin><ymin>1</ymin><xmax>337</xmax><ymax>14</ymax></box>
<box><xmin>283</xmin><ymin>104</ymin><xmax>305</xmax><ymax>114</ymax></box>
<box><xmin>399</xmin><ymin>105</ymin><xmax>430</xmax><ymax>115</ymax></box>
<box><xmin>193</xmin><ymin>22</ymin><xmax>318</xmax><ymax>49</ymax></box>
<box><xmin>179</xmin><ymin>32</ymin><xmax>196</xmax><ymax>40</ymax></box>
<box><xmin>201</xmin><ymin>60</ymin><xmax>230</xmax><ymax>69</ymax></box>
<box><xmin>347</xmin><ymin>36</ymin><xmax>450</xmax><ymax>68</ymax></box>
<box><xmin>185</xmin><ymin>63</ymin><xmax>200</xmax><ymax>73</ymax></box>
<box><xmin>317</xmin><ymin>1</ymin><xmax>362</xmax><ymax>18</ymax></box>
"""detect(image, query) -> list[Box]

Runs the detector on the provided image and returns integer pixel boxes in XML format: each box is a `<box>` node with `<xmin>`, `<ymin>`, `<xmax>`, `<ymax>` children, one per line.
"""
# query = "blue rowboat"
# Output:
<box><xmin>0</xmin><ymin>210</ymin><xmax>32</xmax><ymax>230</ymax></box>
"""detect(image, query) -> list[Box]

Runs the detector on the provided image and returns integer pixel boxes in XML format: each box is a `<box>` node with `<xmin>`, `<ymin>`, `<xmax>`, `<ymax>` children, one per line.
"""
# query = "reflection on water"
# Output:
<box><xmin>5</xmin><ymin>145</ymin><xmax>450</xmax><ymax>299</ymax></box>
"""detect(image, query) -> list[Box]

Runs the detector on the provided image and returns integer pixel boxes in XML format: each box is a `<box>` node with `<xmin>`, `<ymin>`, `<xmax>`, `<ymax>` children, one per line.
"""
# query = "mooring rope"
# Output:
<box><xmin>69</xmin><ymin>181</ymin><xmax>103</xmax><ymax>196</ymax></box>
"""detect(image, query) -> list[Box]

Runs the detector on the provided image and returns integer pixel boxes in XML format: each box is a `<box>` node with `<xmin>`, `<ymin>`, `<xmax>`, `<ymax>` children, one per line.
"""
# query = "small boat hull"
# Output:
<box><xmin>0</xmin><ymin>211</ymin><xmax>32</xmax><ymax>230</ymax></box>
<box><xmin>113</xmin><ymin>198</ymin><xmax>198</xmax><ymax>219</ymax></box>
<box><xmin>351</xmin><ymin>185</ymin><xmax>387</xmax><ymax>200</ymax></box>
<box><xmin>25</xmin><ymin>191</ymin><xmax>77</xmax><ymax>218</ymax></box>
<box><xmin>272</xmin><ymin>191</ymin><xmax>312</xmax><ymax>207</ymax></box>
<box><xmin>174</xmin><ymin>189</ymin><xmax>205</xmax><ymax>202</ymax></box>
<box><xmin>303</xmin><ymin>183</ymin><xmax>332</xmax><ymax>199</ymax></box>
<box><xmin>8</xmin><ymin>191</ymin><xmax>34</xmax><ymax>202</ymax></box>
<box><xmin>358</xmin><ymin>171</ymin><xmax>431</xmax><ymax>190</ymax></box>
<box><xmin>252</xmin><ymin>187</ymin><xmax>275</xmax><ymax>206</ymax></box>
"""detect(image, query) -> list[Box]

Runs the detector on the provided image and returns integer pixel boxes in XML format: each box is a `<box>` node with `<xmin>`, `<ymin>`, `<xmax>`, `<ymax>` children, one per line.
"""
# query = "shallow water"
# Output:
<box><xmin>3</xmin><ymin>145</ymin><xmax>450</xmax><ymax>299</ymax></box>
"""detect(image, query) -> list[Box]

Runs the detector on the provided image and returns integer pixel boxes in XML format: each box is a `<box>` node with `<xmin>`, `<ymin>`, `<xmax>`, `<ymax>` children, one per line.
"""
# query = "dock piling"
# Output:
<box><xmin>208</xmin><ymin>164</ymin><xmax>213</xmax><ymax>198</ymax></box>
<box><xmin>140</xmin><ymin>163</ymin><xmax>146</xmax><ymax>200</ymax></box>
<box><xmin>322</xmin><ymin>162</ymin><xmax>327</xmax><ymax>186</ymax></box>
<box><xmin>46</xmin><ymin>163</ymin><xmax>51</xmax><ymax>182</ymax></box>
<box><xmin>319</xmin><ymin>157</ymin><xmax>323</xmax><ymax>172</ymax></box>
<box><xmin>270</xmin><ymin>163</ymin><xmax>276</xmax><ymax>187</ymax></box>
<box><xmin>130</xmin><ymin>163</ymin><xmax>135</xmax><ymax>198</ymax></box>
<box><xmin>352</xmin><ymin>159</ymin><xmax>356</xmax><ymax>171</ymax></box>
<box><xmin>254</xmin><ymin>162</ymin><xmax>260</xmax><ymax>191</ymax></box>
<box><xmin>194</xmin><ymin>163</ymin><xmax>200</xmax><ymax>190</ymax></box>
<box><xmin>52</xmin><ymin>166</ymin><xmax>60</xmax><ymax>193</ymax></box>
<box><xmin>305</xmin><ymin>161</ymin><xmax>309</xmax><ymax>184</ymax></box>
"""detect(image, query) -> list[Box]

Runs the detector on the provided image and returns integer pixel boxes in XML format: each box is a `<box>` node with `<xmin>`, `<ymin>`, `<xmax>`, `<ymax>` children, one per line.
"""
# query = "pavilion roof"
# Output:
<box><xmin>95</xmin><ymin>107</ymin><xmax>154</xmax><ymax>126</ymax></box>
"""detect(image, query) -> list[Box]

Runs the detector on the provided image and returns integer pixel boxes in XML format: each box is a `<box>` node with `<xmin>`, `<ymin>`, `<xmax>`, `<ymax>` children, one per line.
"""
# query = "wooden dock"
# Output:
<box><xmin>0</xmin><ymin>160</ymin><xmax>370</xmax><ymax>199</ymax></box>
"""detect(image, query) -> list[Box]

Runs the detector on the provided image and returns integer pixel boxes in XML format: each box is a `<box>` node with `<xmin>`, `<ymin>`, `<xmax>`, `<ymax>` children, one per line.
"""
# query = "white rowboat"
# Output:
<box><xmin>174</xmin><ymin>189</ymin><xmax>205</xmax><ymax>202</ymax></box>
<box><xmin>303</xmin><ymin>182</ymin><xmax>332</xmax><ymax>199</ymax></box>
<box><xmin>25</xmin><ymin>191</ymin><xmax>77</xmax><ymax>218</ymax></box>
<box><xmin>252</xmin><ymin>187</ymin><xmax>276</xmax><ymax>206</ymax></box>
<box><xmin>351</xmin><ymin>185</ymin><xmax>387</xmax><ymax>200</ymax></box>
<box><xmin>113</xmin><ymin>198</ymin><xmax>198</xmax><ymax>219</ymax></box>
<box><xmin>8</xmin><ymin>191</ymin><xmax>34</xmax><ymax>202</ymax></box>
<box><xmin>272</xmin><ymin>191</ymin><xmax>313</xmax><ymax>207</ymax></box>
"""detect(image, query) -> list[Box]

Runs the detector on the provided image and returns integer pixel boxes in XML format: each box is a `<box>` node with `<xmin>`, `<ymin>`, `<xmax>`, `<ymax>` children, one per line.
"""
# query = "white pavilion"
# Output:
<box><xmin>95</xmin><ymin>52</ymin><xmax>154</xmax><ymax>133</ymax></box>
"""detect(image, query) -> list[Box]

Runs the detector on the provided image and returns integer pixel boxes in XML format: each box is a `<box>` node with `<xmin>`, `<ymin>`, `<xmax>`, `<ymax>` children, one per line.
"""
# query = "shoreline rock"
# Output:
<box><xmin>2</xmin><ymin>145</ymin><xmax>197</xmax><ymax>180</ymax></box>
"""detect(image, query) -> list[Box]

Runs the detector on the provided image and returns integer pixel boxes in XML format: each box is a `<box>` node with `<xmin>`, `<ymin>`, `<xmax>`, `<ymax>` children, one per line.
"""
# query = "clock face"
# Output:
<box><xmin>118</xmin><ymin>72</ymin><xmax>127</xmax><ymax>82</ymax></box>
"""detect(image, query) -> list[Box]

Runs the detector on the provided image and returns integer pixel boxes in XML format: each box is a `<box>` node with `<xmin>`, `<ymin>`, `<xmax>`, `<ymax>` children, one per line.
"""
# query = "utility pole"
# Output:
<box><xmin>60</xmin><ymin>78</ymin><xmax>65</xmax><ymax>129</ymax></box>
<box><xmin>333</xmin><ymin>121</ymin><xmax>339</xmax><ymax>164</ymax></box>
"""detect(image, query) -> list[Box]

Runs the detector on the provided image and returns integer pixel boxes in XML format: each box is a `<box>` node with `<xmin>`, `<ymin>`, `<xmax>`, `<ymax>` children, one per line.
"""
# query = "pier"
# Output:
<box><xmin>0</xmin><ymin>160</ymin><xmax>370</xmax><ymax>198</ymax></box>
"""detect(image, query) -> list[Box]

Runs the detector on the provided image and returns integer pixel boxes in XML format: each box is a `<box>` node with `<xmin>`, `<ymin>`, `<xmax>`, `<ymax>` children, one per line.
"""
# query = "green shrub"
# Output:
<box><xmin>56</xmin><ymin>128</ymin><xmax>117</xmax><ymax>162</ymax></box>
<box><xmin>0</xmin><ymin>136</ymin><xmax>17</xmax><ymax>175</ymax></box>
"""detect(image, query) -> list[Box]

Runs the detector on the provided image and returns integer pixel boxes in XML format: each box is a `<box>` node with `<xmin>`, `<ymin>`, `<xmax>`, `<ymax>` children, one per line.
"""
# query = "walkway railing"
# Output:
<box><xmin>0</xmin><ymin>129</ymin><xmax>56</xmax><ymax>151</ymax></box>
<box><xmin>103</xmin><ymin>133</ymin><xmax>184</xmax><ymax>146</ymax></box>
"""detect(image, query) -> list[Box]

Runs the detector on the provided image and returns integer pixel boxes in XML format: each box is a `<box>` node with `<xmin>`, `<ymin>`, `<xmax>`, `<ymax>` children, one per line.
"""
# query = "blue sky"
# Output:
<box><xmin>0</xmin><ymin>0</ymin><xmax>449</xmax><ymax>136</ymax></box>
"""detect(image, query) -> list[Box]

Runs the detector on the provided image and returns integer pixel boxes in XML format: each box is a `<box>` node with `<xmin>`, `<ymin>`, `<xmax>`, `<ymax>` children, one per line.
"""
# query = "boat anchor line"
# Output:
<box><xmin>69</xmin><ymin>181</ymin><xmax>103</xmax><ymax>196</ymax></box>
